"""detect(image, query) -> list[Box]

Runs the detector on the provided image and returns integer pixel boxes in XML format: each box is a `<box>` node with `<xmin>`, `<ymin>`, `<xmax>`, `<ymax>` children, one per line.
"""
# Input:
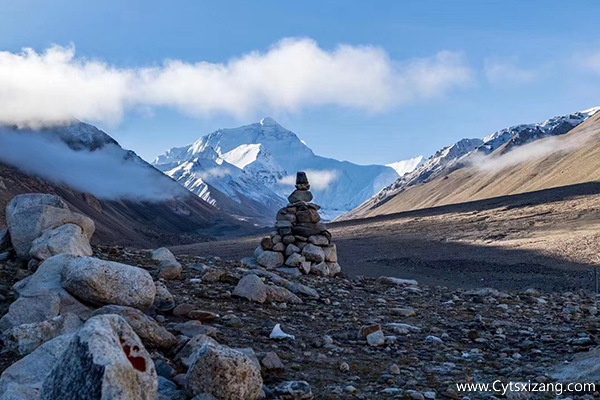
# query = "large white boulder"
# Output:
<box><xmin>61</xmin><ymin>256</ymin><xmax>156</xmax><ymax>311</ymax></box>
<box><xmin>0</xmin><ymin>254</ymin><xmax>92</xmax><ymax>332</ymax></box>
<box><xmin>0</xmin><ymin>333</ymin><xmax>73</xmax><ymax>400</ymax></box>
<box><xmin>40</xmin><ymin>315</ymin><xmax>158</xmax><ymax>400</ymax></box>
<box><xmin>6</xmin><ymin>194</ymin><xmax>95</xmax><ymax>258</ymax></box>
<box><xmin>185</xmin><ymin>344</ymin><xmax>263</xmax><ymax>400</ymax></box>
<box><xmin>29</xmin><ymin>224</ymin><xmax>93</xmax><ymax>261</ymax></box>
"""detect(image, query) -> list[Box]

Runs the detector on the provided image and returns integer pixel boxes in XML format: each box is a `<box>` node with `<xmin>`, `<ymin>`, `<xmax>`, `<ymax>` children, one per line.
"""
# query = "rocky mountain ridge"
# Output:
<box><xmin>341</xmin><ymin>107</ymin><xmax>600</xmax><ymax>220</ymax></box>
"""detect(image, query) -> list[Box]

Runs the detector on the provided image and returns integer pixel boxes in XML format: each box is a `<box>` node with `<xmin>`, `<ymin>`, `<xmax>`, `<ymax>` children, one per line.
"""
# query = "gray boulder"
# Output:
<box><xmin>0</xmin><ymin>254</ymin><xmax>92</xmax><ymax>331</ymax></box>
<box><xmin>153</xmin><ymin>281</ymin><xmax>176</xmax><ymax>312</ymax></box>
<box><xmin>285</xmin><ymin>253</ymin><xmax>305</xmax><ymax>267</ymax></box>
<box><xmin>151</xmin><ymin>247</ymin><xmax>177</xmax><ymax>263</ymax></box>
<box><xmin>61</xmin><ymin>256</ymin><xmax>156</xmax><ymax>311</ymax></box>
<box><xmin>2</xmin><ymin>313</ymin><xmax>82</xmax><ymax>356</ymax></box>
<box><xmin>0</xmin><ymin>333</ymin><xmax>73</xmax><ymax>400</ymax></box>
<box><xmin>157</xmin><ymin>377</ymin><xmax>185</xmax><ymax>400</ymax></box>
<box><xmin>232</xmin><ymin>275</ymin><xmax>267</xmax><ymax>303</ymax></box>
<box><xmin>29</xmin><ymin>224</ymin><xmax>93</xmax><ymax>261</ymax></box>
<box><xmin>256</xmin><ymin>251</ymin><xmax>284</xmax><ymax>269</ymax></box>
<box><xmin>158</xmin><ymin>260</ymin><xmax>182</xmax><ymax>280</ymax></box>
<box><xmin>327</xmin><ymin>262</ymin><xmax>342</xmax><ymax>276</ymax></box>
<box><xmin>6</xmin><ymin>194</ymin><xmax>95</xmax><ymax>259</ymax></box>
<box><xmin>40</xmin><ymin>315</ymin><xmax>158</xmax><ymax>400</ymax></box>
<box><xmin>285</xmin><ymin>244</ymin><xmax>300</xmax><ymax>256</ymax></box>
<box><xmin>284</xmin><ymin>282</ymin><xmax>320</xmax><ymax>299</ymax></box>
<box><xmin>310</xmin><ymin>262</ymin><xmax>330</xmax><ymax>276</ymax></box>
<box><xmin>288</xmin><ymin>189</ymin><xmax>313</xmax><ymax>204</ymax></box>
<box><xmin>308</xmin><ymin>235</ymin><xmax>329</xmax><ymax>246</ymax></box>
<box><xmin>186</xmin><ymin>344</ymin><xmax>263</xmax><ymax>400</ymax></box>
<box><xmin>252</xmin><ymin>246</ymin><xmax>264</xmax><ymax>259</ymax></box>
<box><xmin>550</xmin><ymin>346</ymin><xmax>600</xmax><ymax>382</ymax></box>
<box><xmin>92</xmin><ymin>305</ymin><xmax>177</xmax><ymax>350</ymax></box>
<box><xmin>173</xmin><ymin>334</ymin><xmax>219</xmax><ymax>368</ymax></box>
<box><xmin>265</xmin><ymin>286</ymin><xmax>303</xmax><ymax>304</ymax></box>
<box><xmin>323</xmin><ymin>244</ymin><xmax>337</xmax><ymax>262</ymax></box>
<box><xmin>301</xmin><ymin>244</ymin><xmax>324</xmax><ymax>263</ymax></box>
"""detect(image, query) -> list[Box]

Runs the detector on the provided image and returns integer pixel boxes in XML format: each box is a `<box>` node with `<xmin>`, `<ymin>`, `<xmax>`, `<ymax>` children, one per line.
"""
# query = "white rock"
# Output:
<box><xmin>0</xmin><ymin>333</ymin><xmax>73</xmax><ymax>400</ymax></box>
<box><xmin>186</xmin><ymin>344</ymin><xmax>263</xmax><ymax>400</ymax></box>
<box><xmin>40</xmin><ymin>315</ymin><xmax>157</xmax><ymax>400</ymax></box>
<box><xmin>6</xmin><ymin>194</ymin><xmax>95</xmax><ymax>259</ymax></box>
<box><xmin>0</xmin><ymin>254</ymin><xmax>92</xmax><ymax>332</ymax></box>
<box><xmin>61</xmin><ymin>256</ymin><xmax>156</xmax><ymax>311</ymax></box>
<box><xmin>378</xmin><ymin>276</ymin><xmax>418</xmax><ymax>286</ymax></box>
<box><xmin>270</xmin><ymin>324</ymin><xmax>295</xmax><ymax>340</ymax></box>
<box><xmin>29</xmin><ymin>224</ymin><xmax>93</xmax><ymax>261</ymax></box>
<box><xmin>151</xmin><ymin>247</ymin><xmax>177</xmax><ymax>263</ymax></box>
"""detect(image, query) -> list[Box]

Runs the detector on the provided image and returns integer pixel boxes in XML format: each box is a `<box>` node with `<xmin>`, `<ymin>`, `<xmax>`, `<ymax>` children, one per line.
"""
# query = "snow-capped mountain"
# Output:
<box><xmin>386</xmin><ymin>156</ymin><xmax>423</xmax><ymax>177</ymax></box>
<box><xmin>153</xmin><ymin>117</ymin><xmax>402</xmax><ymax>221</ymax></box>
<box><xmin>342</xmin><ymin>107</ymin><xmax>600</xmax><ymax>219</ymax></box>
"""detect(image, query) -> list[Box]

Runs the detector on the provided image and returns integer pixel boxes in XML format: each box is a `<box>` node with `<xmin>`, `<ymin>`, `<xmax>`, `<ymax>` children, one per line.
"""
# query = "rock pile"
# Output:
<box><xmin>246</xmin><ymin>172</ymin><xmax>341</xmax><ymax>277</ymax></box>
<box><xmin>5</xmin><ymin>194</ymin><xmax>94</xmax><ymax>262</ymax></box>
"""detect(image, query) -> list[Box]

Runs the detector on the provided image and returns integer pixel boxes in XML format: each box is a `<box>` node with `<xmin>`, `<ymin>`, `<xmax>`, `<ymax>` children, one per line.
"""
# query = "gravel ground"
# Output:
<box><xmin>172</xmin><ymin>194</ymin><xmax>600</xmax><ymax>293</ymax></box>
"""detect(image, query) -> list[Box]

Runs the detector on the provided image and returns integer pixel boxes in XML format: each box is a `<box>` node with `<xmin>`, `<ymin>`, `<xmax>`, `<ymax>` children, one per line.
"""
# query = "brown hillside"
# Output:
<box><xmin>349</xmin><ymin>113</ymin><xmax>600</xmax><ymax>218</ymax></box>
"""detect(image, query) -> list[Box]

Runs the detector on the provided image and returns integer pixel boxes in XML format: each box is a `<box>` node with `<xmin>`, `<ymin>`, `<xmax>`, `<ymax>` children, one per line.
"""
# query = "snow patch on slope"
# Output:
<box><xmin>386</xmin><ymin>156</ymin><xmax>424</xmax><ymax>176</ymax></box>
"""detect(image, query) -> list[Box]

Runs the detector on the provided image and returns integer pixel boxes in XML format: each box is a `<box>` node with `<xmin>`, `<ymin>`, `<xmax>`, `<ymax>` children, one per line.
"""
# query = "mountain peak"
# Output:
<box><xmin>259</xmin><ymin>117</ymin><xmax>278</xmax><ymax>126</ymax></box>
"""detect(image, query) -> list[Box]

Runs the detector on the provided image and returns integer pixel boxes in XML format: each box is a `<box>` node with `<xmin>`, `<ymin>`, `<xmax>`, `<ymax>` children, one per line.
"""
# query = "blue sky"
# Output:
<box><xmin>1</xmin><ymin>0</ymin><xmax>600</xmax><ymax>165</ymax></box>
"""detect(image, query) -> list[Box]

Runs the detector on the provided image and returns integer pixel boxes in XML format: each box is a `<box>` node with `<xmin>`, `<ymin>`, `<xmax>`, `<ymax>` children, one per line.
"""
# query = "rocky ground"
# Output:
<box><xmin>3</xmin><ymin>244</ymin><xmax>600</xmax><ymax>399</ymax></box>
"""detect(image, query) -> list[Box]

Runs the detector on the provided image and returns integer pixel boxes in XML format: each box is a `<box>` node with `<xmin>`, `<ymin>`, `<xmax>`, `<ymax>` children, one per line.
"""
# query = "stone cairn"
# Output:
<box><xmin>249</xmin><ymin>172</ymin><xmax>341</xmax><ymax>277</ymax></box>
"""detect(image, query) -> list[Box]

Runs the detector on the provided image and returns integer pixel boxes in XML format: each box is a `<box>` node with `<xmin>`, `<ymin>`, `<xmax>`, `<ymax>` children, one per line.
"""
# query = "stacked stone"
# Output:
<box><xmin>252</xmin><ymin>172</ymin><xmax>341</xmax><ymax>277</ymax></box>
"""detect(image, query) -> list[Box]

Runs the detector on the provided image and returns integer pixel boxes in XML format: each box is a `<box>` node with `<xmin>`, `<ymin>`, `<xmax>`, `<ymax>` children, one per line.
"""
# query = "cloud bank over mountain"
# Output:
<box><xmin>0</xmin><ymin>39</ymin><xmax>473</xmax><ymax>126</ymax></box>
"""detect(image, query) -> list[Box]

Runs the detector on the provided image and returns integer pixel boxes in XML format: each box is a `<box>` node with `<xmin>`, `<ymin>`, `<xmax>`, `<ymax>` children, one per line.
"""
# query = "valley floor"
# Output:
<box><xmin>173</xmin><ymin>185</ymin><xmax>600</xmax><ymax>293</ymax></box>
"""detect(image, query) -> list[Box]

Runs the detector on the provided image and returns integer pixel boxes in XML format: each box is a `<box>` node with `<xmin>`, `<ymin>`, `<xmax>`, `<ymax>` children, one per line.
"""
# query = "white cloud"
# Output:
<box><xmin>0</xmin><ymin>39</ymin><xmax>473</xmax><ymax>125</ymax></box>
<box><xmin>484</xmin><ymin>59</ymin><xmax>537</xmax><ymax>85</ymax></box>
<box><xmin>0</xmin><ymin>129</ymin><xmax>183</xmax><ymax>201</ymax></box>
<box><xmin>470</xmin><ymin>124</ymin><xmax>595</xmax><ymax>172</ymax></box>
<box><xmin>280</xmin><ymin>169</ymin><xmax>340</xmax><ymax>190</ymax></box>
